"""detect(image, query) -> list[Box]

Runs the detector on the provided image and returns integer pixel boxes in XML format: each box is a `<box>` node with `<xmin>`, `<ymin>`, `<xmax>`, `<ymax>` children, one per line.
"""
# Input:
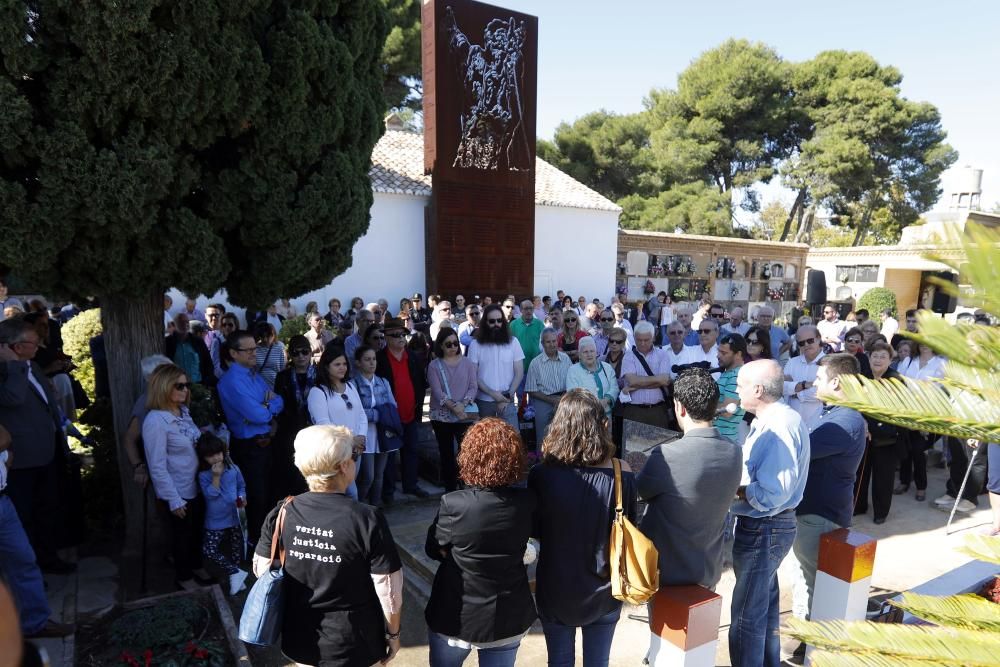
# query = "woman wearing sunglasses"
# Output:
<box><xmin>428</xmin><ymin>328</ymin><xmax>479</xmax><ymax>492</ymax></box>
<box><xmin>142</xmin><ymin>364</ymin><xmax>212</xmax><ymax>590</ymax></box>
<box><xmin>308</xmin><ymin>345</ymin><xmax>366</xmax><ymax>500</ymax></box>
<box><xmin>272</xmin><ymin>335</ymin><xmax>317</xmax><ymax>497</ymax></box>
<box><xmin>557</xmin><ymin>308</ymin><xmax>587</xmax><ymax>363</ymax></box>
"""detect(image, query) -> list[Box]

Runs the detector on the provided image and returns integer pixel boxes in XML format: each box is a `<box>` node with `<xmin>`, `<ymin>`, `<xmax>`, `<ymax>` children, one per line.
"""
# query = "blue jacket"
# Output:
<box><xmin>198</xmin><ymin>465</ymin><xmax>246</xmax><ymax>530</ymax></box>
<box><xmin>796</xmin><ymin>405</ymin><xmax>867</xmax><ymax>527</ymax></box>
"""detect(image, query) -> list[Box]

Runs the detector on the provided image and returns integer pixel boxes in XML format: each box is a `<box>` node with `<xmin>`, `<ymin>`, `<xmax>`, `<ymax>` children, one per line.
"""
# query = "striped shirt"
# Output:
<box><xmin>525</xmin><ymin>351</ymin><xmax>572</xmax><ymax>395</ymax></box>
<box><xmin>713</xmin><ymin>368</ymin><xmax>744</xmax><ymax>442</ymax></box>
<box><xmin>620</xmin><ymin>347</ymin><xmax>671</xmax><ymax>405</ymax></box>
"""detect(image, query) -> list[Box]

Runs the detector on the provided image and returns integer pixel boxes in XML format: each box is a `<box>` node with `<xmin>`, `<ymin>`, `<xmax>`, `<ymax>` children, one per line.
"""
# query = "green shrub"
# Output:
<box><xmin>61</xmin><ymin>308</ymin><xmax>102</xmax><ymax>361</ymax></box>
<box><xmin>857</xmin><ymin>287</ymin><xmax>898</xmax><ymax>319</ymax></box>
<box><xmin>277</xmin><ymin>315</ymin><xmax>309</xmax><ymax>345</ymax></box>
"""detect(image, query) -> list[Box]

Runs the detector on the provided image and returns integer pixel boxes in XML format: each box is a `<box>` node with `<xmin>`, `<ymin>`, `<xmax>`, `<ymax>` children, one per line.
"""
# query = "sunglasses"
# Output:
<box><xmin>698</xmin><ymin>329</ymin><xmax>715</xmax><ymax>334</ymax></box>
<box><xmin>609</xmin><ymin>339</ymin><xmax>625</xmax><ymax>345</ymax></box>
<box><xmin>846</xmin><ymin>338</ymin><xmax>862</xmax><ymax>344</ymax></box>
<box><xmin>600</xmin><ymin>317</ymin><xmax>614</xmax><ymax>322</ymax></box>
<box><xmin>711</xmin><ymin>313</ymin><xmax>725</xmax><ymax>318</ymax></box>
<box><xmin>468</xmin><ymin>311</ymin><xmax>481</xmax><ymax>317</ymax></box>
<box><xmin>173</xmin><ymin>382</ymin><xmax>192</xmax><ymax>391</ymax></box>
<box><xmin>502</xmin><ymin>304</ymin><xmax>514</xmax><ymax>309</ymax></box>
<box><xmin>797</xmin><ymin>337</ymin><xmax>817</xmax><ymax>346</ymax></box>
<box><xmin>747</xmin><ymin>337</ymin><xmax>759</xmax><ymax>343</ymax></box>
<box><xmin>291</xmin><ymin>349</ymin><xmax>311</xmax><ymax>357</ymax></box>
<box><xmin>668</xmin><ymin>330</ymin><xmax>684</xmax><ymax>336</ymax></box>
<box><xmin>443</xmin><ymin>340</ymin><xmax>459</xmax><ymax>349</ymax></box>
<box><xmin>386</xmin><ymin>332</ymin><xmax>406</xmax><ymax>339</ymax></box>
<box><xmin>370</xmin><ymin>334</ymin><xmax>385</xmax><ymax>341</ymax></box>
<box><xmin>565</xmin><ymin>317</ymin><xmax>578</xmax><ymax>323</ymax></box>
<box><xmin>486</xmin><ymin>318</ymin><xmax>504</xmax><ymax>324</ymax></box>
<box><xmin>339</xmin><ymin>393</ymin><xmax>353</xmax><ymax>410</ymax></box>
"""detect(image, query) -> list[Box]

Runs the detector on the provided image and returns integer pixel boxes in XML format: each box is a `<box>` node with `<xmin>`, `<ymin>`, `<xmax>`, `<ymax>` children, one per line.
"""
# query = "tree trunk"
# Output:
<box><xmin>794</xmin><ymin>205</ymin><xmax>816</xmax><ymax>244</ymax></box>
<box><xmin>852</xmin><ymin>197</ymin><xmax>878</xmax><ymax>246</ymax></box>
<box><xmin>101</xmin><ymin>290</ymin><xmax>168</xmax><ymax>556</ymax></box>
<box><xmin>779</xmin><ymin>187</ymin><xmax>807</xmax><ymax>242</ymax></box>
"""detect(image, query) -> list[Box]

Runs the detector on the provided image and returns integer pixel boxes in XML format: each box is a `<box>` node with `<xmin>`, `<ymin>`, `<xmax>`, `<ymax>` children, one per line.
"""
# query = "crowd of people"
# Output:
<box><xmin>1</xmin><ymin>279</ymin><xmax>999</xmax><ymax>666</ymax></box>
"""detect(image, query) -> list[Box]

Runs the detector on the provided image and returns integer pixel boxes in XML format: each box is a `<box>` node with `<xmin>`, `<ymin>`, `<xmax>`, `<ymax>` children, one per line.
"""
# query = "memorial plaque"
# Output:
<box><xmin>422</xmin><ymin>0</ymin><xmax>538</xmax><ymax>298</ymax></box>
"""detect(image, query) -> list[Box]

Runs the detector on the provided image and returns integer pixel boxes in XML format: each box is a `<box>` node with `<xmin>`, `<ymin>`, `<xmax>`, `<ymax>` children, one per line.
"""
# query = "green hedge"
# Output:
<box><xmin>857</xmin><ymin>287</ymin><xmax>897</xmax><ymax>319</ymax></box>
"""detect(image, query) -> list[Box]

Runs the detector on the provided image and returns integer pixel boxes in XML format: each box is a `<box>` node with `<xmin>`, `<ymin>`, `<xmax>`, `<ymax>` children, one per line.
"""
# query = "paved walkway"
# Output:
<box><xmin>38</xmin><ymin>462</ymin><xmax>993</xmax><ymax>666</ymax></box>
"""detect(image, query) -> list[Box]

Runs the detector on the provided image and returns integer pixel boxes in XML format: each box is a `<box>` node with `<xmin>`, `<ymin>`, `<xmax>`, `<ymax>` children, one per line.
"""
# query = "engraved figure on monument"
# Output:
<box><xmin>444</xmin><ymin>6</ymin><xmax>530</xmax><ymax>171</ymax></box>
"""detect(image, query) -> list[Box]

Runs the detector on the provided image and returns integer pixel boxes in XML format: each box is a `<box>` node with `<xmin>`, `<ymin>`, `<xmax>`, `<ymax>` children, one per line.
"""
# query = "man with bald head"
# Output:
<box><xmin>782</xmin><ymin>325</ymin><xmax>826</xmax><ymax>426</ymax></box>
<box><xmin>729</xmin><ymin>359</ymin><xmax>810</xmax><ymax>667</ymax></box>
<box><xmin>721</xmin><ymin>306</ymin><xmax>750</xmax><ymax>337</ymax></box>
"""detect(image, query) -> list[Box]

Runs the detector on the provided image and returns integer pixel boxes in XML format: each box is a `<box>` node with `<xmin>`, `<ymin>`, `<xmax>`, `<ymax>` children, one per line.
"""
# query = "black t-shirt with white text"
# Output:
<box><xmin>257</xmin><ymin>492</ymin><xmax>402</xmax><ymax>666</ymax></box>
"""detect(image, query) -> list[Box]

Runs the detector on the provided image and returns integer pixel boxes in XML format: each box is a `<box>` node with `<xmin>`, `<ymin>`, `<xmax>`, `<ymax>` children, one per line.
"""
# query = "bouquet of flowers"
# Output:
<box><xmin>705</xmin><ymin>260</ymin><xmax>717</xmax><ymax>275</ymax></box>
<box><xmin>643</xmin><ymin>280</ymin><xmax>656</xmax><ymax>295</ymax></box>
<box><xmin>672</xmin><ymin>286</ymin><xmax>689</xmax><ymax>300</ymax></box>
<box><xmin>650</xmin><ymin>263</ymin><xmax>663</xmax><ymax>276</ymax></box>
<box><xmin>730</xmin><ymin>283</ymin><xmax>741</xmax><ymax>300</ymax></box>
<box><xmin>616</xmin><ymin>283</ymin><xmax>628</xmax><ymax>297</ymax></box>
<box><xmin>766</xmin><ymin>286</ymin><xmax>785</xmax><ymax>301</ymax></box>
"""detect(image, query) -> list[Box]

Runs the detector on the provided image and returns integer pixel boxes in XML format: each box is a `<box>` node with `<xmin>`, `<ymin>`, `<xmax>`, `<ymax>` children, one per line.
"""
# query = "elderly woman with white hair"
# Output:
<box><xmin>253</xmin><ymin>425</ymin><xmax>403</xmax><ymax>667</ymax></box>
<box><xmin>565</xmin><ymin>337</ymin><xmax>620</xmax><ymax>418</ymax></box>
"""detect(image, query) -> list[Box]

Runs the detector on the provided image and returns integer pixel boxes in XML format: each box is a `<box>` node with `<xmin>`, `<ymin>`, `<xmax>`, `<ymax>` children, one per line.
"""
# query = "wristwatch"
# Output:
<box><xmin>385</xmin><ymin>630</ymin><xmax>401</xmax><ymax>640</ymax></box>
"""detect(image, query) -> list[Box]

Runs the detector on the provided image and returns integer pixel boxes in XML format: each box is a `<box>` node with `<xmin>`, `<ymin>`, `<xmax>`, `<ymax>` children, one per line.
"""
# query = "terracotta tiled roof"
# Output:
<box><xmin>369</xmin><ymin>130</ymin><xmax>622</xmax><ymax>213</ymax></box>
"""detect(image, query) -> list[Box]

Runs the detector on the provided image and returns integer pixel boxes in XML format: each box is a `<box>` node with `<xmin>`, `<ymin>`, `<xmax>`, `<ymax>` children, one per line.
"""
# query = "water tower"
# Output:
<box><xmin>948</xmin><ymin>166</ymin><xmax>983</xmax><ymax>211</ymax></box>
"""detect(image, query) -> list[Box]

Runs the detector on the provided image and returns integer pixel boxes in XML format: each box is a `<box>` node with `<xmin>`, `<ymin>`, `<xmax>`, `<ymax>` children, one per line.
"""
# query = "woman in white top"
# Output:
<box><xmin>351</xmin><ymin>345</ymin><xmax>399</xmax><ymax>506</ymax></box>
<box><xmin>565</xmin><ymin>337</ymin><xmax>619</xmax><ymax>419</ymax></box>
<box><xmin>895</xmin><ymin>341</ymin><xmax>946</xmax><ymax>501</ymax></box>
<box><xmin>308</xmin><ymin>345</ymin><xmax>367</xmax><ymax>500</ymax></box>
<box><xmin>142</xmin><ymin>364</ymin><xmax>211</xmax><ymax>589</ymax></box>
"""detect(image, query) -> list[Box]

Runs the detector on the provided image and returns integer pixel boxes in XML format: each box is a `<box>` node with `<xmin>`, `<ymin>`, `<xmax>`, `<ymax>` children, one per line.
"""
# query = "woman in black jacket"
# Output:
<box><xmin>854</xmin><ymin>341</ymin><xmax>904</xmax><ymax>524</ymax></box>
<box><xmin>424</xmin><ymin>418</ymin><xmax>536</xmax><ymax>666</ymax></box>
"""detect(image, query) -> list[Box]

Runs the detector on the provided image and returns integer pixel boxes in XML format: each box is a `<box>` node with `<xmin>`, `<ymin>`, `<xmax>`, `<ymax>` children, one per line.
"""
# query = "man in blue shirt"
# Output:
<box><xmin>217</xmin><ymin>330</ymin><xmax>283</xmax><ymax>544</ymax></box>
<box><xmin>730</xmin><ymin>359</ymin><xmax>810</xmax><ymax>667</ymax></box>
<box><xmin>755</xmin><ymin>305</ymin><xmax>791</xmax><ymax>362</ymax></box>
<box><xmin>791</xmin><ymin>354</ymin><xmax>867</xmax><ymax>630</ymax></box>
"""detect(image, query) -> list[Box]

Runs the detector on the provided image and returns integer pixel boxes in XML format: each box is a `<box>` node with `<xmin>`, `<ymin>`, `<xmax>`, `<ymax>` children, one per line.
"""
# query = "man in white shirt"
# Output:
<box><xmin>721</xmin><ymin>306</ymin><xmax>750</xmax><ymax>337</ymax></box>
<box><xmin>689</xmin><ymin>317</ymin><xmax>720</xmax><ymax>380</ymax></box>
<box><xmin>619</xmin><ymin>321</ymin><xmax>674</xmax><ymax>431</ymax></box>
<box><xmin>783</xmin><ymin>325</ymin><xmax>826</xmax><ymax>426</ymax></box>
<box><xmin>817</xmin><ymin>304</ymin><xmax>848</xmax><ymax>352</ymax></box>
<box><xmin>663</xmin><ymin>322</ymin><xmax>695</xmax><ymax>381</ymax></box>
<box><xmin>467</xmin><ymin>304</ymin><xmax>524</xmax><ymax>430</ymax></box>
<box><xmin>879</xmin><ymin>308</ymin><xmax>899</xmax><ymax>341</ymax></box>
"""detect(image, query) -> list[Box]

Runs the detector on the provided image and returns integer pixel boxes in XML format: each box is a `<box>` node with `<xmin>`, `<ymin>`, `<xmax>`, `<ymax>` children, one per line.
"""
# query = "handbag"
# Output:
<box><xmin>238</xmin><ymin>496</ymin><xmax>293</xmax><ymax>646</ymax></box>
<box><xmin>608</xmin><ymin>458</ymin><xmax>659</xmax><ymax>605</ymax></box>
<box><xmin>433</xmin><ymin>359</ymin><xmax>479</xmax><ymax>422</ymax></box>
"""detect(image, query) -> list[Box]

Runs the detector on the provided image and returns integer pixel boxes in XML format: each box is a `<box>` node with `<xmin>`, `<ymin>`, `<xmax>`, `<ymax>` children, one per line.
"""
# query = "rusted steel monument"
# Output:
<box><xmin>422</xmin><ymin>0</ymin><xmax>538</xmax><ymax>298</ymax></box>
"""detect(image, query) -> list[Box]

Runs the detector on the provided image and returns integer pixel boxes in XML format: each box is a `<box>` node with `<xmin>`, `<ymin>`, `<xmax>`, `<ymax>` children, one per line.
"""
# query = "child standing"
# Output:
<box><xmin>196</xmin><ymin>432</ymin><xmax>249</xmax><ymax>595</ymax></box>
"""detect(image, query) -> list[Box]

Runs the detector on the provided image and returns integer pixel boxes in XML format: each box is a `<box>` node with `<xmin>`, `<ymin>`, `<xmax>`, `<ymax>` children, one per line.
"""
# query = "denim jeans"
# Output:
<box><xmin>427</xmin><ymin>631</ymin><xmax>521</xmax><ymax>667</ymax></box>
<box><xmin>476</xmin><ymin>399</ymin><xmax>519</xmax><ymax>431</ymax></box>
<box><xmin>0</xmin><ymin>496</ymin><xmax>50</xmax><ymax>634</ymax></box>
<box><xmin>355</xmin><ymin>452</ymin><xmax>390</xmax><ymax>504</ymax></box>
<box><xmin>792</xmin><ymin>514</ymin><xmax>841</xmax><ymax>619</ymax></box>
<box><xmin>728</xmin><ymin>512</ymin><xmax>797</xmax><ymax>667</ymax></box>
<box><xmin>541</xmin><ymin>607</ymin><xmax>621</xmax><ymax>667</ymax></box>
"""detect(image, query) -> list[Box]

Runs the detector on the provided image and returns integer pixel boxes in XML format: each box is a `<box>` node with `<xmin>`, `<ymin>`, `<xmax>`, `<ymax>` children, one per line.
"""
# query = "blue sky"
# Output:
<box><xmin>491</xmin><ymin>0</ymin><xmax>999</xmax><ymax>212</ymax></box>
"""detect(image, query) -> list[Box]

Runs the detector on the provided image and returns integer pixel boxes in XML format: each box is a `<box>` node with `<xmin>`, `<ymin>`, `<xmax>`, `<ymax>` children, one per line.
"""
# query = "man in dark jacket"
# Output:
<box><xmin>376</xmin><ymin>318</ymin><xmax>429</xmax><ymax>499</ymax></box>
<box><xmin>164</xmin><ymin>313</ymin><xmax>216</xmax><ymax>387</ymax></box>
<box><xmin>637</xmin><ymin>369</ymin><xmax>743</xmax><ymax>591</ymax></box>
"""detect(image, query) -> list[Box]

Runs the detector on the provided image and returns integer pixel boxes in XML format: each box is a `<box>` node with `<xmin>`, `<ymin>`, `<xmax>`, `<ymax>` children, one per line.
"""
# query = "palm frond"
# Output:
<box><xmin>924</xmin><ymin>222</ymin><xmax>1000</xmax><ymax>317</ymax></box>
<box><xmin>889</xmin><ymin>592</ymin><xmax>1000</xmax><ymax>632</ymax></box>
<box><xmin>832</xmin><ymin>375</ymin><xmax>1000</xmax><ymax>441</ymax></box>
<box><xmin>905</xmin><ymin>315</ymin><xmax>1000</xmax><ymax>371</ymax></box>
<box><xmin>785</xmin><ymin>617</ymin><xmax>1000</xmax><ymax>666</ymax></box>
<box><xmin>935</xmin><ymin>365</ymin><xmax>1000</xmax><ymax>405</ymax></box>
<box><xmin>957</xmin><ymin>534</ymin><xmax>1000</xmax><ymax>566</ymax></box>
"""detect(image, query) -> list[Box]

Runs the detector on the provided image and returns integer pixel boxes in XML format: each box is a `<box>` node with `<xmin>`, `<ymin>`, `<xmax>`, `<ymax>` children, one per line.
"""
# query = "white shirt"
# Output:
<box><xmin>664</xmin><ymin>345</ymin><xmax>696</xmax><ymax>380</ymax></box>
<box><xmin>817</xmin><ymin>319</ymin><xmax>849</xmax><ymax>352</ymax></box>
<box><xmin>880</xmin><ymin>317</ymin><xmax>899</xmax><ymax>340</ymax></box>
<box><xmin>25</xmin><ymin>363</ymin><xmax>49</xmax><ymax>404</ymax></box>
<box><xmin>721</xmin><ymin>322</ymin><xmax>750</xmax><ymax>337</ymax></box>
<box><xmin>782</xmin><ymin>351</ymin><xmax>826</xmax><ymax>427</ymax></box>
<box><xmin>899</xmin><ymin>355</ymin><xmax>946</xmax><ymax>381</ymax></box>
<box><xmin>686</xmin><ymin>343</ymin><xmax>720</xmax><ymax>380</ymax></box>
<box><xmin>659</xmin><ymin>304</ymin><xmax>674</xmax><ymax>326</ymax></box>
<box><xmin>467</xmin><ymin>339</ymin><xmax>525</xmax><ymax>401</ymax></box>
<box><xmin>307</xmin><ymin>384</ymin><xmax>368</xmax><ymax>445</ymax></box>
<box><xmin>266</xmin><ymin>313</ymin><xmax>284</xmax><ymax>333</ymax></box>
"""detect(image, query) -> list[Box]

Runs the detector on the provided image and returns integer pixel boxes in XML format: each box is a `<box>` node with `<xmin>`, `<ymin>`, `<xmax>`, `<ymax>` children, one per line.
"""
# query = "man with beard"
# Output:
<box><xmin>467</xmin><ymin>304</ymin><xmax>524</xmax><ymax>430</ymax></box>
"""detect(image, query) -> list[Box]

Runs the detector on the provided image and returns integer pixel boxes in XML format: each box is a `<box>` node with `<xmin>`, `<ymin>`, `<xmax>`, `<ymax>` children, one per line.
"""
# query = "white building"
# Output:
<box><xmin>172</xmin><ymin>128</ymin><xmax>620</xmax><ymax>321</ymax></box>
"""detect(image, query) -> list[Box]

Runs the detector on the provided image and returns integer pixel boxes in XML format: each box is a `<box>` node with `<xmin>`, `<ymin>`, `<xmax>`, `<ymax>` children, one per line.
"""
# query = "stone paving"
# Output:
<box><xmin>34</xmin><ymin>457</ymin><xmax>996</xmax><ymax>666</ymax></box>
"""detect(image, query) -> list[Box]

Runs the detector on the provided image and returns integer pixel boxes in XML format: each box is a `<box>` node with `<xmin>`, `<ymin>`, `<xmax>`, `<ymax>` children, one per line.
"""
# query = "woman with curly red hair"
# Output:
<box><xmin>423</xmin><ymin>418</ymin><xmax>537</xmax><ymax>666</ymax></box>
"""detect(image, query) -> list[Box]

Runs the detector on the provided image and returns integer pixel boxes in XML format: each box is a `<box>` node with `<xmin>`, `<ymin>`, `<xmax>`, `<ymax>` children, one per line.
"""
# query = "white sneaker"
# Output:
<box><xmin>955</xmin><ymin>499</ymin><xmax>977</xmax><ymax>513</ymax></box>
<box><xmin>933</xmin><ymin>494</ymin><xmax>955</xmax><ymax>506</ymax></box>
<box><xmin>229</xmin><ymin>569</ymin><xmax>249</xmax><ymax>595</ymax></box>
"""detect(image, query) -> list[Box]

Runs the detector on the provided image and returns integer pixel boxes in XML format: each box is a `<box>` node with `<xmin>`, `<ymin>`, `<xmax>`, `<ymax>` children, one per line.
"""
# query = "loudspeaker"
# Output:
<box><xmin>924</xmin><ymin>271</ymin><xmax>958</xmax><ymax>314</ymax></box>
<box><xmin>806</xmin><ymin>270</ymin><xmax>827</xmax><ymax>305</ymax></box>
